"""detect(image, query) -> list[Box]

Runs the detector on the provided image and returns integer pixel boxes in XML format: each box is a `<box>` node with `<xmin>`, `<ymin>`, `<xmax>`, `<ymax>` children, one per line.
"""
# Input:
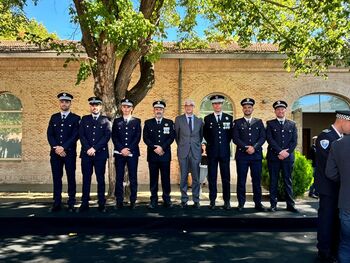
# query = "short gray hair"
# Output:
<box><xmin>184</xmin><ymin>99</ymin><xmax>195</xmax><ymax>106</ymax></box>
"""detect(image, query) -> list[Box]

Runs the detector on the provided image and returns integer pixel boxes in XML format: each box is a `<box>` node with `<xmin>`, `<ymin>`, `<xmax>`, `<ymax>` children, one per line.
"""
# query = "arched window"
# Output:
<box><xmin>199</xmin><ymin>94</ymin><xmax>234</xmax><ymax>119</ymax></box>
<box><xmin>0</xmin><ymin>93</ymin><xmax>22</xmax><ymax>160</ymax></box>
<box><xmin>292</xmin><ymin>94</ymin><xmax>350</xmax><ymax>112</ymax></box>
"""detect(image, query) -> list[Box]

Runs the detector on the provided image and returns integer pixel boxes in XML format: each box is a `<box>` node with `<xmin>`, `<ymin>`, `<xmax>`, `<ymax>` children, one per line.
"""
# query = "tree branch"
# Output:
<box><xmin>73</xmin><ymin>0</ymin><xmax>98</xmax><ymax>60</ymax></box>
<box><xmin>261</xmin><ymin>0</ymin><xmax>299</xmax><ymax>11</ymax></box>
<box><xmin>126</xmin><ymin>57</ymin><xmax>155</xmax><ymax>107</ymax></box>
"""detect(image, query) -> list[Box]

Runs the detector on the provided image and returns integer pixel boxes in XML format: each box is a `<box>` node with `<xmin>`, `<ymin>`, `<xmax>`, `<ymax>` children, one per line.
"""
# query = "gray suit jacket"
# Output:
<box><xmin>326</xmin><ymin>135</ymin><xmax>350</xmax><ymax>211</ymax></box>
<box><xmin>175</xmin><ymin>114</ymin><xmax>203</xmax><ymax>160</ymax></box>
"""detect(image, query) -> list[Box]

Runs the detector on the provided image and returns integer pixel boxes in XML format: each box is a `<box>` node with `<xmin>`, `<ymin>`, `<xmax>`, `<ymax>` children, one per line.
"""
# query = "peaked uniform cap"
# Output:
<box><xmin>88</xmin><ymin>97</ymin><xmax>103</xmax><ymax>105</ymax></box>
<box><xmin>241</xmin><ymin>98</ymin><xmax>255</xmax><ymax>106</ymax></box>
<box><xmin>57</xmin><ymin>92</ymin><xmax>73</xmax><ymax>101</ymax></box>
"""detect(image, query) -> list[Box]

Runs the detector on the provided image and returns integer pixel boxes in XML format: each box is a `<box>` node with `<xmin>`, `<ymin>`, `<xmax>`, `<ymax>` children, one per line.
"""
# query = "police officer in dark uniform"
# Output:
<box><xmin>112</xmin><ymin>98</ymin><xmax>141</xmax><ymax>209</ymax></box>
<box><xmin>47</xmin><ymin>92</ymin><xmax>80</xmax><ymax>212</ymax></box>
<box><xmin>79</xmin><ymin>97</ymin><xmax>111</xmax><ymax>213</ymax></box>
<box><xmin>143</xmin><ymin>101</ymin><xmax>175</xmax><ymax>209</ymax></box>
<box><xmin>233</xmin><ymin>98</ymin><xmax>266</xmax><ymax>212</ymax></box>
<box><xmin>315</xmin><ymin>111</ymin><xmax>347</xmax><ymax>263</ymax></box>
<box><xmin>266</xmin><ymin>100</ymin><xmax>298</xmax><ymax>213</ymax></box>
<box><xmin>203</xmin><ymin>94</ymin><xmax>233</xmax><ymax>210</ymax></box>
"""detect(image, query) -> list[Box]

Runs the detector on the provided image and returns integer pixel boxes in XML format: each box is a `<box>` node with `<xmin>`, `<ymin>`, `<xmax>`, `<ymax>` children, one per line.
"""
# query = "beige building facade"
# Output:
<box><xmin>1</xmin><ymin>41</ymin><xmax>349</xmax><ymax>187</ymax></box>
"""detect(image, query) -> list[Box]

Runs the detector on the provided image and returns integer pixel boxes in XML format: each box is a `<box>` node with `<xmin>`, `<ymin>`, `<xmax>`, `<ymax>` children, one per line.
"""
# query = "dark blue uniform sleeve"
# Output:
<box><xmin>325</xmin><ymin>144</ymin><xmax>340</xmax><ymax>182</ymax></box>
<box><xmin>203</xmin><ymin>116</ymin><xmax>209</xmax><ymax>144</ymax></box>
<box><xmin>316</xmin><ymin>133</ymin><xmax>331</xmax><ymax>175</ymax></box>
<box><xmin>47</xmin><ymin>116</ymin><xmax>57</xmax><ymax>148</ymax></box>
<box><xmin>287</xmin><ymin>122</ymin><xmax>298</xmax><ymax>154</ymax></box>
<box><xmin>199</xmin><ymin>118</ymin><xmax>204</xmax><ymax>143</ymax></box>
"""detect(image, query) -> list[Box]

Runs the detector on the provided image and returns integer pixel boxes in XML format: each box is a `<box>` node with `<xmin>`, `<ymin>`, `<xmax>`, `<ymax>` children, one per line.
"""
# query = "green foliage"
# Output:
<box><xmin>76</xmin><ymin>60</ymin><xmax>96</xmax><ymax>85</ymax></box>
<box><xmin>202</xmin><ymin>0</ymin><xmax>350</xmax><ymax>76</ymax></box>
<box><xmin>175</xmin><ymin>35</ymin><xmax>209</xmax><ymax>49</ymax></box>
<box><xmin>0</xmin><ymin>1</ymin><xmax>57</xmax><ymax>40</ymax></box>
<box><xmin>261</xmin><ymin>151</ymin><xmax>313</xmax><ymax>199</ymax></box>
<box><xmin>81</xmin><ymin>0</ymin><xmax>155</xmax><ymax>55</ymax></box>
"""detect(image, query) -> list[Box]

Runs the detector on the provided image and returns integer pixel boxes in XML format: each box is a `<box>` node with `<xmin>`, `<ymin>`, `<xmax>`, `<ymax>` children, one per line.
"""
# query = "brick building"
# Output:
<box><xmin>1</xmin><ymin>40</ymin><xmax>349</xmax><ymax>188</ymax></box>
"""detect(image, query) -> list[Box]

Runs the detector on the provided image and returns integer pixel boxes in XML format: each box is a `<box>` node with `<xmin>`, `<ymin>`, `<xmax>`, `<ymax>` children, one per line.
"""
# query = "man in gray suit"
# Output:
<box><xmin>326</xmin><ymin>111</ymin><xmax>350</xmax><ymax>263</ymax></box>
<box><xmin>175</xmin><ymin>99</ymin><xmax>204</xmax><ymax>208</ymax></box>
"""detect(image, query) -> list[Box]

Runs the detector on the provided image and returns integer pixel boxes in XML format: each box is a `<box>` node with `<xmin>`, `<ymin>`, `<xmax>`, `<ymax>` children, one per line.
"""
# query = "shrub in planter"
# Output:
<box><xmin>261</xmin><ymin>151</ymin><xmax>313</xmax><ymax>199</ymax></box>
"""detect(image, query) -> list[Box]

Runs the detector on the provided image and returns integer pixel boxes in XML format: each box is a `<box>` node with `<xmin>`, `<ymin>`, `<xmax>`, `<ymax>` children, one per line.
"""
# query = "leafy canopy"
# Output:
<box><xmin>0</xmin><ymin>0</ymin><xmax>57</xmax><ymax>40</ymax></box>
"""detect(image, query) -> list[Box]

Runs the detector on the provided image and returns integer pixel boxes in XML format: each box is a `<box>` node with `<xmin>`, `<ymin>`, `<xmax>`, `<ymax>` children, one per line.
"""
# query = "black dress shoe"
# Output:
<box><xmin>130</xmin><ymin>202</ymin><xmax>136</xmax><ymax>209</ymax></box>
<box><xmin>67</xmin><ymin>205</ymin><xmax>76</xmax><ymax>213</ymax></box>
<box><xmin>193</xmin><ymin>202</ymin><xmax>200</xmax><ymax>209</ymax></box>
<box><xmin>254</xmin><ymin>204</ymin><xmax>266</xmax><ymax>212</ymax></box>
<box><xmin>181</xmin><ymin>201</ymin><xmax>188</xmax><ymax>208</ymax></box>
<box><xmin>148</xmin><ymin>202</ymin><xmax>157</xmax><ymax>210</ymax></box>
<box><xmin>223</xmin><ymin>202</ymin><xmax>231</xmax><ymax>210</ymax></box>
<box><xmin>237</xmin><ymin>205</ymin><xmax>244</xmax><ymax>212</ymax></box>
<box><xmin>209</xmin><ymin>201</ymin><xmax>216</xmax><ymax>210</ymax></box>
<box><xmin>115</xmin><ymin>203</ymin><xmax>123</xmax><ymax>210</ymax></box>
<box><xmin>269</xmin><ymin>206</ymin><xmax>277</xmax><ymax>212</ymax></box>
<box><xmin>309</xmin><ymin>193</ymin><xmax>319</xmax><ymax>199</ymax></box>
<box><xmin>286</xmin><ymin>205</ymin><xmax>299</xmax><ymax>213</ymax></box>
<box><xmin>79</xmin><ymin>204</ymin><xmax>89</xmax><ymax>213</ymax></box>
<box><xmin>98</xmin><ymin>205</ymin><xmax>107</xmax><ymax>213</ymax></box>
<box><xmin>49</xmin><ymin>204</ymin><xmax>62</xmax><ymax>212</ymax></box>
<box><xmin>163</xmin><ymin>201</ymin><xmax>173</xmax><ymax>208</ymax></box>
<box><xmin>318</xmin><ymin>252</ymin><xmax>338</xmax><ymax>263</ymax></box>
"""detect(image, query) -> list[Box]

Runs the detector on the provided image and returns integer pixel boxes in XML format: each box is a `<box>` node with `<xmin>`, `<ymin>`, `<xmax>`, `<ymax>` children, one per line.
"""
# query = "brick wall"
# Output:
<box><xmin>1</xmin><ymin>55</ymin><xmax>349</xmax><ymax>185</ymax></box>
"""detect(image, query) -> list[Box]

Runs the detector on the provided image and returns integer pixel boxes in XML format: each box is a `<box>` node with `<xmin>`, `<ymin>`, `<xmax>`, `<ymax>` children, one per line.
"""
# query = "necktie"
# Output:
<box><xmin>157</xmin><ymin>120</ymin><xmax>160</xmax><ymax>125</ymax></box>
<box><xmin>247</xmin><ymin>119</ymin><xmax>250</xmax><ymax>126</ymax></box>
<box><xmin>124</xmin><ymin>119</ymin><xmax>128</xmax><ymax>125</ymax></box>
<box><xmin>217</xmin><ymin>115</ymin><xmax>220</xmax><ymax>122</ymax></box>
<box><xmin>279</xmin><ymin>121</ymin><xmax>283</xmax><ymax>126</ymax></box>
<box><xmin>188</xmin><ymin>117</ymin><xmax>193</xmax><ymax>133</ymax></box>
<box><xmin>62</xmin><ymin>114</ymin><xmax>66</xmax><ymax>121</ymax></box>
<box><xmin>93</xmin><ymin>116</ymin><xmax>97</xmax><ymax>121</ymax></box>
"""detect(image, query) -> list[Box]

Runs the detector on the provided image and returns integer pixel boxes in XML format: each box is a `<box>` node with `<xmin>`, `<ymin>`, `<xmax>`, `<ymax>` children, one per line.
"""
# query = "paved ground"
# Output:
<box><xmin>0</xmin><ymin>190</ymin><xmax>320</xmax><ymax>263</ymax></box>
<box><xmin>0</xmin><ymin>231</ymin><xmax>318</xmax><ymax>263</ymax></box>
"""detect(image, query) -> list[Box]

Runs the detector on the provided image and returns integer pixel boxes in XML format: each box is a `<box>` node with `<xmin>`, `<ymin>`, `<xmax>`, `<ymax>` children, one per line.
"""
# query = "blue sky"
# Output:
<box><xmin>23</xmin><ymin>0</ymin><xmax>208</xmax><ymax>41</ymax></box>
<box><xmin>24</xmin><ymin>0</ymin><xmax>82</xmax><ymax>40</ymax></box>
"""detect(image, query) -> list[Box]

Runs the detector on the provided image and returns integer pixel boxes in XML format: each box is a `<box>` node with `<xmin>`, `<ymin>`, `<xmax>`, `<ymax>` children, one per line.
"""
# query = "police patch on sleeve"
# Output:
<box><xmin>320</xmin><ymin>139</ymin><xmax>329</xmax><ymax>149</ymax></box>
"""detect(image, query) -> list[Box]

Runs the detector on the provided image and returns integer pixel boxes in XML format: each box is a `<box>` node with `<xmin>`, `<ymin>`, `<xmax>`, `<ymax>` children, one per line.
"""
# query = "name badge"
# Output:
<box><xmin>223</xmin><ymin>122</ymin><xmax>231</xmax><ymax>129</ymax></box>
<box><xmin>163</xmin><ymin>127</ymin><xmax>170</xmax><ymax>134</ymax></box>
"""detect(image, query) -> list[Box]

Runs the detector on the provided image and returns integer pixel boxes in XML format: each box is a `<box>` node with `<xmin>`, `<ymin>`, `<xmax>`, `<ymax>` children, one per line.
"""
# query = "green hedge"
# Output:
<box><xmin>261</xmin><ymin>151</ymin><xmax>313</xmax><ymax>199</ymax></box>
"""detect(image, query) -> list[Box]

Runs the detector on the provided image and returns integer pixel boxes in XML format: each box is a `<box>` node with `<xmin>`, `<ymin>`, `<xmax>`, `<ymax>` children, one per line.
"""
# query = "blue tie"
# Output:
<box><xmin>188</xmin><ymin>117</ymin><xmax>192</xmax><ymax>133</ymax></box>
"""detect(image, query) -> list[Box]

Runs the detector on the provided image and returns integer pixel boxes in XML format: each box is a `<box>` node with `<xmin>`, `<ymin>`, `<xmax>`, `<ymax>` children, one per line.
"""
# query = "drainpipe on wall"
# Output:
<box><xmin>178</xmin><ymin>58</ymin><xmax>183</xmax><ymax>115</ymax></box>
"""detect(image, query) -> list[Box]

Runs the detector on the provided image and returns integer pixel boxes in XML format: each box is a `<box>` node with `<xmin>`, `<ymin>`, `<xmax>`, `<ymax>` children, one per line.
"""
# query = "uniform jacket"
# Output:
<box><xmin>47</xmin><ymin>112</ymin><xmax>80</xmax><ymax>157</ymax></box>
<box><xmin>112</xmin><ymin>116</ymin><xmax>141</xmax><ymax>157</ymax></box>
<box><xmin>233</xmin><ymin>117</ymin><xmax>266</xmax><ymax>161</ymax></box>
<box><xmin>315</xmin><ymin>126</ymin><xmax>340</xmax><ymax>195</ymax></box>
<box><xmin>326</xmin><ymin>135</ymin><xmax>350</xmax><ymax>210</ymax></box>
<box><xmin>266</xmin><ymin>119</ymin><xmax>297</xmax><ymax>162</ymax></box>
<box><xmin>79</xmin><ymin>115</ymin><xmax>111</xmax><ymax>159</ymax></box>
<box><xmin>175</xmin><ymin>114</ymin><xmax>203</xmax><ymax>160</ymax></box>
<box><xmin>203</xmin><ymin>112</ymin><xmax>234</xmax><ymax>159</ymax></box>
<box><xmin>143</xmin><ymin>118</ymin><xmax>175</xmax><ymax>162</ymax></box>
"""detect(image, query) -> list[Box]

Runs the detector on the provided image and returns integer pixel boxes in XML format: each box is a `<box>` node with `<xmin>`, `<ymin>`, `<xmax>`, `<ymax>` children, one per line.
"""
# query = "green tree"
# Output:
<box><xmin>0</xmin><ymin>0</ymin><xmax>58</xmax><ymax>40</ymax></box>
